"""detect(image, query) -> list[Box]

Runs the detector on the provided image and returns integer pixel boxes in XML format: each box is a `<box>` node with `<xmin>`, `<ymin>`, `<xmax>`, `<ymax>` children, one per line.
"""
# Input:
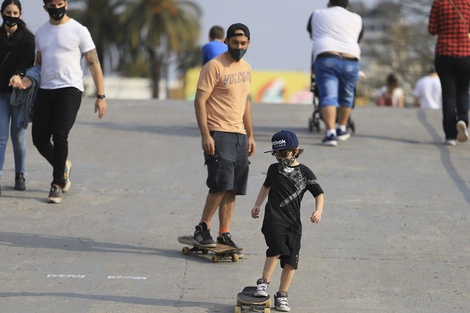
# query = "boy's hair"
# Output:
<box><xmin>209</xmin><ymin>26</ymin><xmax>224</xmax><ymax>40</ymax></box>
<box><xmin>272</xmin><ymin>147</ymin><xmax>304</xmax><ymax>159</ymax></box>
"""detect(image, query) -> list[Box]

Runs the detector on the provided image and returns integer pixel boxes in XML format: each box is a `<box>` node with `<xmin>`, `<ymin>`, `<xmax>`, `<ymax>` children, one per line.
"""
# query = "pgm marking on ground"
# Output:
<box><xmin>46</xmin><ymin>274</ymin><xmax>147</xmax><ymax>280</ymax></box>
<box><xmin>47</xmin><ymin>274</ymin><xmax>86</xmax><ymax>278</ymax></box>
<box><xmin>107</xmin><ymin>276</ymin><xmax>147</xmax><ymax>280</ymax></box>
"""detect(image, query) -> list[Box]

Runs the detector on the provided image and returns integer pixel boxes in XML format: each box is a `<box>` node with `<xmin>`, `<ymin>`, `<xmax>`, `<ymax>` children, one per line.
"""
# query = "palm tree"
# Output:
<box><xmin>67</xmin><ymin>0</ymin><xmax>127</xmax><ymax>73</ymax></box>
<box><xmin>120</xmin><ymin>0</ymin><xmax>201</xmax><ymax>98</ymax></box>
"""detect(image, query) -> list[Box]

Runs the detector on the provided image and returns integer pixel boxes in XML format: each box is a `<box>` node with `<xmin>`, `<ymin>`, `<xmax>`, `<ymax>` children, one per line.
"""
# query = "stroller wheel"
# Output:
<box><xmin>308</xmin><ymin>117</ymin><xmax>314</xmax><ymax>132</ymax></box>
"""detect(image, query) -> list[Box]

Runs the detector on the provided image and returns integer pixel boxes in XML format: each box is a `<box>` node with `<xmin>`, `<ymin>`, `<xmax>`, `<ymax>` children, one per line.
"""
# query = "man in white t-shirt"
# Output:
<box><xmin>413</xmin><ymin>69</ymin><xmax>442</xmax><ymax>110</ymax></box>
<box><xmin>307</xmin><ymin>0</ymin><xmax>363</xmax><ymax>146</ymax></box>
<box><xmin>33</xmin><ymin>0</ymin><xmax>107</xmax><ymax>203</ymax></box>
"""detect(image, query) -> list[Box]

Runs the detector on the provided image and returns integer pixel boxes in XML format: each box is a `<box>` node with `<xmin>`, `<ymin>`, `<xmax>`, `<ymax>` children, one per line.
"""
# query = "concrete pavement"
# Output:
<box><xmin>0</xmin><ymin>99</ymin><xmax>469</xmax><ymax>312</ymax></box>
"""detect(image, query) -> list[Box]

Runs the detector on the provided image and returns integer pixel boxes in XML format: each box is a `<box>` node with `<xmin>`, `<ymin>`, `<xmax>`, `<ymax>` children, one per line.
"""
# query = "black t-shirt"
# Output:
<box><xmin>262</xmin><ymin>163</ymin><xmax>324</xmax><ymax>234</ymax></box>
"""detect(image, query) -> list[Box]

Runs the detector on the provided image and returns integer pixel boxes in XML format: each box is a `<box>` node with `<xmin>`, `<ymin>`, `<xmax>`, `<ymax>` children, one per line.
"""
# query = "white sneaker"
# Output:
<box><xmin>456</xmin><ymin>120</ymin><xmax>468</xmax><ymax>143</ymax></box>
<box><xmin>274</xmin><ymin>291</ymin><xmax>290</xmax><ymax>312</ymax></box>
<box><xmin>444</xmin><ymin>139</ymin><xmax>456</xmax><ymax>146</ymax></box>
<box><xmin>254</xmin><ymin>278</ymin><xmax>269</xmax><ymax>297</ymax></box>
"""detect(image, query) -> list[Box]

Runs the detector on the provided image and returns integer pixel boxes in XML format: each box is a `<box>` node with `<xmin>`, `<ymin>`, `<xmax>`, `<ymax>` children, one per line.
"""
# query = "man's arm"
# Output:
<box><xmin>194</xmin><ymin>88</ymin><xmax>215</xmax><ymax>155</ymax></box>
<box><xmin>243</xmin><ymin>96</ymin><xmax>256</xmax><ymax>156</ymax></box>
<box><xmin>84</xmin><ymin>49</ymin><xmax>107</xmax><ymax>119</ymax></box>
<box><xmin>35</xmin><ymin>51</ymin><xmax>42</xmax><ymax>66</ymax></box>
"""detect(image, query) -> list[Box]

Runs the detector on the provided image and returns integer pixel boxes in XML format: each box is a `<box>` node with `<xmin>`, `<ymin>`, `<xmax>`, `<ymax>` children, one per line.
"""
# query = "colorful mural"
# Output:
<box><xmin>185</xmin><ymin>68</ymin><xmax>313</xmax><ymax>105</ymax></box>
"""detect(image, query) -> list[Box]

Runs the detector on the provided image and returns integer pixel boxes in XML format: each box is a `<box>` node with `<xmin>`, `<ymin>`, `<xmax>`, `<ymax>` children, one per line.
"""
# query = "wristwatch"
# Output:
<box><xmin>97</xmin><ymin>94</ymin><xmax>106</xmax><ymax>99</ymax></box>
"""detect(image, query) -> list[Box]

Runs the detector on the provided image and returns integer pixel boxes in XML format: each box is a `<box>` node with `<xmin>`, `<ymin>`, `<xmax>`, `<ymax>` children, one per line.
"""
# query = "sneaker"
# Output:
<box><xmin>456</xmin><ymin>120</ymin><xmax>468</xmax><ymax>143</ymax></box>
<box><xmin>48</xmin><ymin>184</ymin><xmax>63</xmax><ymax>204</ymax></box>
<box><xmin>336</xmin><ymin>128</ymin><xmax>350</xmax><ymax>141</ymax></box>
<box><xmin>254</xmin><ymin>278</ymin><xmax>269</xmax><ymax>297</ymax></box>
<box><xmin>192</xmin><ymin>222</ymin><xmax>216</xmax><ymax>248</ymax></box>
<box><xmin>444</xmin><ymin>139</ymin><xmax>456</xmax><ymax>146</ymax></box>
<box><xmin>321</xmin><ymin>133</ymin><xmax>337</xmax><ymax>146</ymax></box>
<box><xmin>62</xmin><ymin>160</ymin><xmax>72</xmax><ymax>192</ymax></box>
<box><xmin>274</xmin><ymin>291</ymin><xmax>290</xmax><ymax>312</ymax></box>
<box><xmin>217</xmin><ymin>232</ymin><xmax>243</xmax><ymax>258</ymax></box>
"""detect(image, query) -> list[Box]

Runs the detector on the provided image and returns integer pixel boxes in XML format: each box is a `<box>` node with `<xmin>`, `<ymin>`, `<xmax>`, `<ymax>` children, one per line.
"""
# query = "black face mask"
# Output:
<box><xmin>48</xmin><ymin>6</ymin><xmax>66</xmax><ymax>21</ymax></box>
<box><xmin>228</xmin><ymin>46</ymin><xmax>247</xmax><ymax>62</ymax></box>
<box><xmin>278</xmin><ymin>156</ymin><xmax>296</xmax><ymax>168</ymax></box>
<box><xmin>2</xmin><ymin>15</ymin><xmax>19</xmax><ymax>27</ymax></box>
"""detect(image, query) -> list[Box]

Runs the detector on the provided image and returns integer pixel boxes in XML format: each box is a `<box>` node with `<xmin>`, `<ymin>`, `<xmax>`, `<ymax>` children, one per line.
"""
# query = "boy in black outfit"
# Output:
<box><xmin>251</xmin><ymin>130</ymin><xmax>324</xmax><ymax>312</ymax></box>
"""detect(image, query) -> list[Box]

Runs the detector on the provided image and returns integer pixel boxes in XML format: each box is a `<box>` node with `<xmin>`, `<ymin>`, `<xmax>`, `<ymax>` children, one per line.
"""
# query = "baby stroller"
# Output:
<box><xmin>308</xmin><ymin>66</ymin><xmax>356</xmax><ymax>133</ymax></box>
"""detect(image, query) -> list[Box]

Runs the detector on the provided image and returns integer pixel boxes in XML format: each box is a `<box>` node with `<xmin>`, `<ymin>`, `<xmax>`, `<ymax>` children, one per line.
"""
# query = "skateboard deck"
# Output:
<box><xmin>235</xmin><ymin>286</ymin><xmax>271</xmax><ymax>313</ymax></box>
<box><xmin>177</xmin><ymin>235</ymin><xmax>242</xmax><ymax>263</ymax></box>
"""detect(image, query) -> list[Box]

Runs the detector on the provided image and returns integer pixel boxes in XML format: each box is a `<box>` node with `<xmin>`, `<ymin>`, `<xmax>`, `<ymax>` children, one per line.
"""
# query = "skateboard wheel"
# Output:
<box><xmin>202</xmin><ymin>249</ymin><xmax>209</xmax><ymax>254</ymax></box>
<box><xmin>264</xmin><ymin>308</ymin><xmax>270</xmax><ymax>313</ymax></box>
<box><xmin>212</xmin><ymin>255</ymin><xmax>219</xmax><ymax>263</ymax></box>
<box><xmin>231</xmin><ymin>253</ymin><xmax>239</xmax><ymax>262</ymax></box>
<box><xmin>234</xmin><ymin>307</ymin><xmax>241</xmax><ymax>313</ymax></box>
<box><xmin>182</xmin><ymin>247</ymin><xmax>190</xmax><ymax>255</ymax></box>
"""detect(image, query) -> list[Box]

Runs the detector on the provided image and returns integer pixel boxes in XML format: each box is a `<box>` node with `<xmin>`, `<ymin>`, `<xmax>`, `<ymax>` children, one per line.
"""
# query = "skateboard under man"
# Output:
<box><xmin>177</xmin><ymin>235</ymin><xmax>242</xmax><ymax>263</ymax></box>
<box><xmin>235</xmin><ymin>286</ymin><xmax>271</xmax><ymax>313</ymax></box>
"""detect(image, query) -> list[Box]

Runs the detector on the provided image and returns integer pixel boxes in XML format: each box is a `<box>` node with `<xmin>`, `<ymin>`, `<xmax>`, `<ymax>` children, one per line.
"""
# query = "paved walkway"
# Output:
<box><xmin>0</xmin><ymin>99</ymin><xmax>469</xmax><ymax>312</ymax></box>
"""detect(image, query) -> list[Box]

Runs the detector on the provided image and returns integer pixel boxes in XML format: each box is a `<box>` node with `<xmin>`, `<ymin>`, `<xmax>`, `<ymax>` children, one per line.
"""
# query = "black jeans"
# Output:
<box><xmin>32</xmin><ymin>88</ymin><xmax>81</xmax><ymax>186</ymax></box>
<box><xmin>434</xmin><ymin>55</ymin><xmax>470</xmax><ymax>140</ymax></box>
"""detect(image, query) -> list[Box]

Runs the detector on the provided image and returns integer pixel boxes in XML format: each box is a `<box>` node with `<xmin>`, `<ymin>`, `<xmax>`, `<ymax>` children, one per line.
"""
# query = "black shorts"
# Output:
<box><xmin>204</xmin><ymin>131</ymin><xmax>249</xmax><ymax>195</ymax></box>
<box><xmin>262</xmin><ymin>224</ymin><xmax>301</xmax><ymax>270</ymax></box>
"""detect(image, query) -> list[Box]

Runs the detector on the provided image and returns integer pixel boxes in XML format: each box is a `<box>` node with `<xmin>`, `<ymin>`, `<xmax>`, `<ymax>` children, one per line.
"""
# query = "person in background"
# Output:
<box><xmin>33</xmin><ymin>0</ymin><xmax>107</xmax><ymax>203</ymax></box>
<box><xmin>307</xmin><ymin>0</ymin><xmax>363</xmax><ymax>147</ymax></box>
<box><xmin>413</xmin><ymin>67</ymin><xmax>442</xmax><ymax>110</ymax></box>
<box><xmin>202</xmin><ymin>25</ymin><xmax>227</xmax><ymax>66</ymax></box>
<box><xmin>428</xmin><ymin>0</ymin><xmax>470</xmax><ymax>146</ymax></box>
<box><xmin>377</xmin><ymin>73</ymin><xmax>404</xmax><ymax>108</ymax></box>
<box><xmin>0</xmin><ymin>0</ymin><xmax>35</xmax><ymax>195</ymax></box>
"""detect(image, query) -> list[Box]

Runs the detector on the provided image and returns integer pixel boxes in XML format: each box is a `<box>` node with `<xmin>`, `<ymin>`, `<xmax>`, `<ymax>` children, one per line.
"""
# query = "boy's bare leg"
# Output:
<box><xmin>279</xmin><ymin>264</ymin><xmax>295</xmax><ymax>292</ymax></box>
<box><xmin>261</xmin><ymin>255</ymin><xmax>280</xmax><ymax>281</ymax></box>
<box><xmin>201</xmin><ymin>191</ymin><xmax>226</xmax><ymax>224</ymax></box>
<box><xmin>219</xmin><ymin>191</ymin><xmax>235</xmax><ymax>229</ymax></box>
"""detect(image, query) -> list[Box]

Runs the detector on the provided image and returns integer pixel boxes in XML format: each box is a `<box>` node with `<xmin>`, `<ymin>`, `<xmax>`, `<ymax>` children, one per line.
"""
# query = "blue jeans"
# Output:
<box><xmin>314</xmin><ymin>56</ymin><xmax>360</xmax><ymax>108</ymax></box>
<box><xmin>0</xmin><ymin>93</ymin><xmax>27</xmax><ymax>181</ymax></box>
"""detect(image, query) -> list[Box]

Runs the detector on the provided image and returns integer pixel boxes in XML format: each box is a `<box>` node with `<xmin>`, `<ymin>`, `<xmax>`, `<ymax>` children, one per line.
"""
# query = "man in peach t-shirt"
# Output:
<box><xmin>192</xmin><ymin>23</ymin><xmax>256</xmax><ymax>253</ymax></box>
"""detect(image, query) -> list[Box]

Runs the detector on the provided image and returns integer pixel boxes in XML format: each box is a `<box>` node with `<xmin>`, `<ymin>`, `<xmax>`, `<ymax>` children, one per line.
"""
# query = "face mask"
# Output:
<box><xmin>2</xmin><ymin>15</ymin><xmax>19</xmax><ymax>27</ymax></box>
<box><xmin>228</xmin><ymin>47</ymin><xmax>247</xmax><ymax>62</ymax></box>
<box><xmin>48</xmin><ymin>6</ymin><xmax>66</xmax><ymax>21</ymax></box>
<box><xmin>278</xmin><ymin>156</ymin><xmax>295</xmax><ymax>168</ymax></box>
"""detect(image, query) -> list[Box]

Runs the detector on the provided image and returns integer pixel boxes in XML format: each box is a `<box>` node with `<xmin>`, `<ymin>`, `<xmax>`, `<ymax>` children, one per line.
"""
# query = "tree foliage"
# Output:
<box><xmin>68</xmin><ymin>0</ymin><xmax>201</xmax><ymax>99</ymax></box>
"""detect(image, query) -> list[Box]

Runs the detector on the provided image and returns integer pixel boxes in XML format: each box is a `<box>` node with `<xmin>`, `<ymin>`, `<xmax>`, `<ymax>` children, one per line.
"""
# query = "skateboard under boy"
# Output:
<box><xmin>177</xmin><ymin>235</ymin><xmax>242</xmax><ymax>263</ymax></box>
<box><xmin>235</xmin><ymin>286</ymin><xmax>271</xmax><ymax>313</ymax></box>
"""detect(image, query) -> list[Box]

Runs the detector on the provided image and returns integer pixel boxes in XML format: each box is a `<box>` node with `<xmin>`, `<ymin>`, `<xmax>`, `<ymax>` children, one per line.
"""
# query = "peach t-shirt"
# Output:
<box><xmin>197</xmin><ymin>52</ymin><xmax>251</xmax><ymax>134</ymax></box>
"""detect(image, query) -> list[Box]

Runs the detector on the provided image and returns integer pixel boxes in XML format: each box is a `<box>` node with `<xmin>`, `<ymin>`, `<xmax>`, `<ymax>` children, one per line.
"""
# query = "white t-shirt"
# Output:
<box><xmin>35</xmin><ymin>19</ymin><xmax>95</xmax><ymax>91</ymax></box>
<box><xmin>310</xmin><ymin>6</ymin><xmax>362</xmax><ymax>61</ymax></box>
<box><xmin>413</xmin><ymin>75</ymin><xmax>442</xmax><ymax>110</ymax></box>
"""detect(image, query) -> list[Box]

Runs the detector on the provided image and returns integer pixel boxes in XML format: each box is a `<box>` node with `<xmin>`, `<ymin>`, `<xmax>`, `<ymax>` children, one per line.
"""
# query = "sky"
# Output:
<box><xmin>19</xmin><ymin>0</ymin><xmax>379</xmax><ymax>73</ymax></box>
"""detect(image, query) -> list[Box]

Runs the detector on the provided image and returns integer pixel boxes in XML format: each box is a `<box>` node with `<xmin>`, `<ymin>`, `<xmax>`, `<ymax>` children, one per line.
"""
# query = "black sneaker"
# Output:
<box><xmin>274</xmin><ymin>291</ymin><xmax>290</xmax><ymax>312</ymax></box>
<box><xmin>217</xmin><ymin>232</ymin><xmax>243</xmax><ymax>258</ymax></box>
<box><xmin>14</xmin><ymin>173</ymin><xmax>26</xmax><ymax>191</ymax></box>
<box><xmin>192</xmin><ymin>222</ymin><xmax>216</xmax><ymax>248</ymax></box>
